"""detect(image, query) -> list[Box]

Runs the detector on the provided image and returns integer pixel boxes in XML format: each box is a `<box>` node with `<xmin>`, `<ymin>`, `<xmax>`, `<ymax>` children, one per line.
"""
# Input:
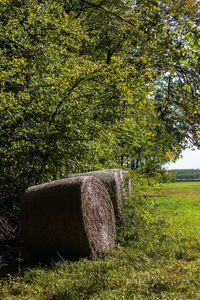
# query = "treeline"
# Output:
<box><xmin>0</xmin><ymin>0</ymin><xmax>200</xmax><ymax>204</ymax></box>
<box><xmin>171</xmin><ymin>169</ymin><xmax>200</xmax><ymax>181</ymax></box>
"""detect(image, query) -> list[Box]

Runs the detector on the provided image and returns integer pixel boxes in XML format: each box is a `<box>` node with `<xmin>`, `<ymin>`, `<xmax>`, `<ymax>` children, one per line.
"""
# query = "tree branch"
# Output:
<box><xmin>49</xmin><ymin>66</ymin><xmax>105</xmax><ymax>124</ymax></box>
<box><xmin>84</xmin><ymin>0</ymin><xmax>135</xmax><ymax>26</ymax></box>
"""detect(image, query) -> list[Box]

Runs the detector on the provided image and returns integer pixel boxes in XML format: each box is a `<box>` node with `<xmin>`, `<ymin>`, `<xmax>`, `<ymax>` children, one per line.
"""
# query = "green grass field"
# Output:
<box><xmin>1</xmin><ymin>182</ymin><xmax>200</xmax><ymax>299</ymax></box>
<box><xmin>154</xmin><ymin>182</ymin><xmax>200</xmax><ymax>238</ymax></box>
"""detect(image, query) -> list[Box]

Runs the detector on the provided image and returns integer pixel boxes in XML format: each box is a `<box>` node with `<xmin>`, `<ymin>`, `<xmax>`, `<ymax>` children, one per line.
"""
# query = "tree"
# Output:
<box><xmin>0</xmin><ymin>0</ymin><xmax>199</xmax><ymax>204</ymax></box>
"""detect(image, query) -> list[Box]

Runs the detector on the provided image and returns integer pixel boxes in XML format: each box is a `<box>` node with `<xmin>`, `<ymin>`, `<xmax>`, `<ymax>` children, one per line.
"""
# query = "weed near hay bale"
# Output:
<box><xmin>0</xmin><ymin>191</ymin><xmax>20</xmax><ymax>267</ymax></box>
<box><xmin>21</xmin><ymin>176</ymin><xmax>116</xmax><ymax>262</ymax></box>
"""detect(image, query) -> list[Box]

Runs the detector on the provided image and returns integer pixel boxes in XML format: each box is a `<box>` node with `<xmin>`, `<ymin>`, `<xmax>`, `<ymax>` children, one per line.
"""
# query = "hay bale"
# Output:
<box><xmin>67</xmin><ymin>169</ymin><xmax>132</xmax><ymax>221</ymax></box>
<box><xmin>120</xmin><ymin>170</ymin><xmax>133</xmax><ymax>200</ymax></box>
<box><xmin>21</xmin><ymin>176</ymin><xmax>116</xmax><ymax>262</ymax></box>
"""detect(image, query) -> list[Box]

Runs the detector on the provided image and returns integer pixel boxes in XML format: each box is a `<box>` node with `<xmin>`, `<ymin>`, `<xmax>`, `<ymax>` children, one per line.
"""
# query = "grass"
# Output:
<box><xmin>1</xmin><ymin>182</ymin><xmax>200</xmax><ymax>299</ymax></box>
<box><xmin>154</xmin><ymin>182</ymin><xmax>200</xmax><ymax>238</ymax></box>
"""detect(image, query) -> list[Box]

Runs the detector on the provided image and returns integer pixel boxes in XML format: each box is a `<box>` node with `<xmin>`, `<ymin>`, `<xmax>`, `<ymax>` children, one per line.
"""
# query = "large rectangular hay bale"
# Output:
<box><xmin>21</xmin><ymin>176</ymin><xmax>116</xmax><ymax>262</ymax></box>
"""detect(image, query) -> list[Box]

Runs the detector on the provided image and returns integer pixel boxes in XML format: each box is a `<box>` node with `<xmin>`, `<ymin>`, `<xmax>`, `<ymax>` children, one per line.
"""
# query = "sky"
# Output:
<box><xmin>166</xmin><ymin>148</ymin><xmax>200</xmax><ymax>170</ymax></box>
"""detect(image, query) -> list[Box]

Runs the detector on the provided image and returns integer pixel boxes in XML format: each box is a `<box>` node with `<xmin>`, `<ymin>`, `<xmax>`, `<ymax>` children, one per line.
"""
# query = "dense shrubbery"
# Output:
<box><xmin>117</xmin><ymin>193</ymin><xmax>168</xmax><ymax>251</ymax></box>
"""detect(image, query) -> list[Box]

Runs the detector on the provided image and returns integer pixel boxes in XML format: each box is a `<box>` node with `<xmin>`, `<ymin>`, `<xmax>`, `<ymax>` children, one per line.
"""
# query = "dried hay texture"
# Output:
<box><xmin>67</xmin><ymin>169</ymin><xmax>132</xmax><ymax>221</ymax></box>
<box><xmin>21</xmin><ymin>176</ymin><xmax>116</xmax><ymax>262</ymax></box>
<box><xmin>120</xmin><ymin>170</ymin><xmax>133</xmax><ymax>200</ymax></box>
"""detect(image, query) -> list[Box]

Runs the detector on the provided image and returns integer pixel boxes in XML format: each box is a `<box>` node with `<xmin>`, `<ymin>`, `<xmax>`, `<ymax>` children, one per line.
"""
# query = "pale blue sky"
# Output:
<box><xmin>166</xmin><ymin>148</ymin><xmax>200</xmax><ymax>170</ymax></box>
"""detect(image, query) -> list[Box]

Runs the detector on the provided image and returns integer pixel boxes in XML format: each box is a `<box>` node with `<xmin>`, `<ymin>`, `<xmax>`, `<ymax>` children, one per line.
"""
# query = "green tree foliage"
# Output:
<box><xmin>0</xmin><ymin>0</ymin><xmax>200</xmax><ymax>202</ymax></box>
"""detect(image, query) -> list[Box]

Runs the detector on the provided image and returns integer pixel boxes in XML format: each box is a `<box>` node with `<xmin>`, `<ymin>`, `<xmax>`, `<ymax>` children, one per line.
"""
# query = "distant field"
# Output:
<box><xmin>161</xmin><ymin>181</ymin><xmax>200</xmax><ymax>189</ymax></box>
<box><xmin>154</xmin><ymin>182</ymin><xmax>200</xmax><ymax>238</ymax></box>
